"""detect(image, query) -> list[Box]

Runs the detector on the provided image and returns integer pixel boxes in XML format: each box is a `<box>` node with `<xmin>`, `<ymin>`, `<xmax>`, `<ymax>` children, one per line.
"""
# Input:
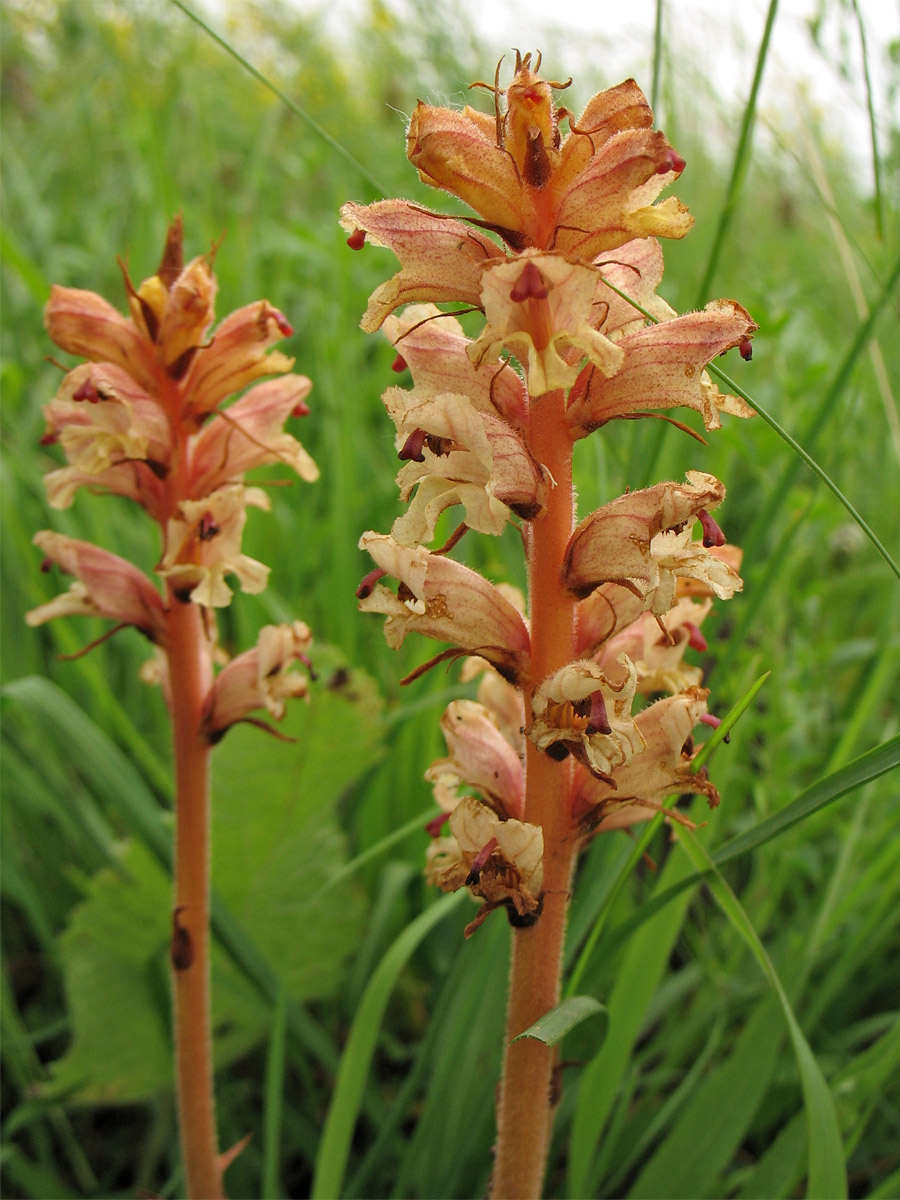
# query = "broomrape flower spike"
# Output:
<box><xmin>346</xmin><ymin>50</ymin><xmax>757</xmax><ymax>1200</ymax></box>
<box><xmin>28</xmin><ymin>216</ymin><xmax>318</xmax><ymax>1200</ymax></box>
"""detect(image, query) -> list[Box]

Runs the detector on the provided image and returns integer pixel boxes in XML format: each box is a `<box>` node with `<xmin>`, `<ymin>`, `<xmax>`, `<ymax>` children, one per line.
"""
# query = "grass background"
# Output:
<box><xmin>1</xmin><ymin>1</ymin><xmax>899</xmax><ymax>1196</ymax></box>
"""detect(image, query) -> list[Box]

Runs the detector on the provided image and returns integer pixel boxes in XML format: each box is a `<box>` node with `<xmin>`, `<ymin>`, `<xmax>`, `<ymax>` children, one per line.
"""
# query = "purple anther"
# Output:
<box><xmin>586</xmin><ymin>690</ymin><xmax>612</xmax><ymax>735</ymax></box>
<box><xmin>685</xmin><ymin>622</ymin><xmax>708</xmax><ymax>652</ymax></box>
<box><xmin>356</xmin><ymin>565</ymin><xmax>388</xmax><ymax>600</ymax></box>
<box><xmin>398</xmin><ymin>428</ymin><xmax>428</xmax><ymax>463</ymax></box>
<box><xmin>698</xmin><ymin>510</ymin><xmax>726</xmax><ymax>548</ymax></box>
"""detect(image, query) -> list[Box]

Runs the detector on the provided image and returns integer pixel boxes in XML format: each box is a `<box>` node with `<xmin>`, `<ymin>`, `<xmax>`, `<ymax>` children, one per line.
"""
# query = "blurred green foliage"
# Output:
<box><xmin>1</xmin><ymin>1</ymin><xmax>898</xmax><ymax>1197</ymax></box>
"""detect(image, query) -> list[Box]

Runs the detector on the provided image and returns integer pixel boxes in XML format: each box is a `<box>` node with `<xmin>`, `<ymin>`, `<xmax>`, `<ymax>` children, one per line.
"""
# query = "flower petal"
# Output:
<box><xmin>529</xmin><ymin>656</ymin><xmax>645</xmax><ymax>780</ymax></box>
<box><xmin>384</xmin><ymin>305</ymin><xmax>528</xmax><ymax>430</ymax></box>
<box><xmin>27</xmin><ymin>531</ymin><xmax>167</xmax><ymax>642</ymax></box>
<box><xmin>189</xmin><ymin>374</ymin><xmax>318</xmax><ymax>495</ymax></box>
<box><xmin>159</xmin><ymin>484</ymin><xmax>270</xmax><ymax>607</ymax></box>
<box><xmin>426</xmin><ymin>698</ymin><xmax>525</xmax><ymax>820</ymax></box>
<box><xmin>567</xmin><ymin>299</ymin><xmax>757</xmax><ymax>437</ymax></box>
<box><xmin>562</xmin><ymin>471</ymin><xmax>728</xmax><ymax>600</ymax></box>
<box><xmin>358</xmin><ymin>531</ymin><xmax>531</xmax><ymax>683</ymax></box>
<box><xmin>384</xmin><ymin>388</ymin><xmax>546</xmax><ymax>543</ymax></box>
<box><xmin>426</xmin><ymin>794</ymin><xmax>543</xmax><ymax>915</ymax></box>
<box><xmin>45</xmin><ymin>285</ymin><xmax>157</xmax><ymax>390</ymax></box>
<box><xmin>182</xmin><ymin>301</ymin><xmax>295</xmax><ymax>420</ymax></box>
<box><xmin>201</xmin><ymin>621</ymin><xmax>312</xmax><ymax>739</ymax></box>
<box><xmin>573</xmin><ymin>687</ymin><xmax>720</xmax><ymax>828</ymax></box>
<box><xmin>469</xmin><ymin>253</ymin><xmax>623</xmax><ymax>397</ymax></box>
<box><xmin>340</xmin><ymin>200</ymin><xmax>505</xmax><ymax>332</ymax></box>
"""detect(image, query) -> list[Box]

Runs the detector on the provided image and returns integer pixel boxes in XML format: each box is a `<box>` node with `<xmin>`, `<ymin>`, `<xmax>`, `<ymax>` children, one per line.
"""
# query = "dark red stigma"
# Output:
<box><xmin>586</xmin><ymin>690</ymin><xmax>612</xmax><ymax>736</ymax></box>
<box><xmin>698</xmin><ymin>510</ymin><xmax>726</xmax><ymax>548</ymax></box>
<box><xmin>739</xmin><ymin>337</ymin><xmax>753</xmax><ymax>361</ymax></box>
<box><xmin>356</xmin><ymin>565</ymin><xmax>387</xmax><ymax>600</ymax></box>
<box><xmin>40</xmin><ymin>556</ymin><xmax>53</xmax><ymax>573</ymax></box>
<box><xmin>346</xmin><ymin>228</ymin><xmax>366</xmax><ymax>251</ymax></box>
<box><xmin>198</xmin><ymin>513</ymin><xmax>219</xmax><ymax>541</ymax></box>
<box><xmin>656</xmin><ymin>149</ymin><xmax>686</xmax><ymax>175</ymax></box>
<box><xmin>398</xmin><ymin>429</ymin><xmax>428</xmax><ymax>463</ymax></box>
<box><xmin>685</xmin><ymin>622</ymin><xmax>708</xmax><ymax>652</ymax></box>
<box><xmin>291</xmin><ymin>399</ymin><xmax>311</xmax><ymax>418</ymax></box>
<box><xmin>391</xmin><ymin>353</ymin><xmax>408</xmax><ymax>373</ymax></box>
<box><xmin>510</xmin><ymin>260</ymin><xmax>549</xmax><ymax>303</ymax></box>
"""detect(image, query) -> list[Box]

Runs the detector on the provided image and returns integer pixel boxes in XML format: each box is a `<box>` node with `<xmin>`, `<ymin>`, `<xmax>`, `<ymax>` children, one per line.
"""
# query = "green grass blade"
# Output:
<box><xmin>695</xmin><ymin>0</ymin><xmax>779</xmax><ymax>303</ymax></box>
<box><xmin>511</xmin><ymin>996</ymin><xmax>606</xmax><ymax>1047</ymax></box>
<box><xmin>311</xmin><ymin>892</ymin><xmax>465</xmax><ymax>1200</ymax></box>
<box><xmin>604</xmin><ymin>735</ymin><xmax>900</xmax><ymax>952</ymax></box>
<box><xmin>651</xmin><ymin>0</ymin><xmax>664</xmax><ymax>115</ymax></box>
<box><xmin>851</xmin><ymin>0</ymin><xmax>884</xmax><ymax>239</ymax></box>
<box><xmin>566</xmin><ymin>848</ymin><xmax>697</xmax><ymax>1198</ymax></box>
<box><xmin>169</xmin><ymin>0</ymin><xmax>388</xmax><ymax>196</ymax></box>
<box><xmin>708</xmin><ymin>361</ymin><xmax>900</xmax><ymax>582</ymax></box>
<box><xmin>676</xmin><ymin>827</ymin><xmax>847</xmax><ymax>1199</ymax></box>
<box><xmin>712</xmin><ymin>734</ymin><xmax>900</xmax><ymax>868</ymax></box>
<box><xmin>262</xmin><ymin>980</ymin><xmax>289</xmax><ymax>1200</ymax></box>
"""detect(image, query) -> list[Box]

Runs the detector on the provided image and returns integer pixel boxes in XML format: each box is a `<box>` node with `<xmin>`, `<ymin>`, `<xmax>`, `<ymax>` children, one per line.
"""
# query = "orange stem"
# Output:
<box><xmin>492</xmin><ymin>389</ymin><xmax>578</xmax><ymax>1199</ymax></box>
<box><xmin>167</xmin><ymin>594</ymin><xmax>223</xmax><ymax>1199</ymax></box>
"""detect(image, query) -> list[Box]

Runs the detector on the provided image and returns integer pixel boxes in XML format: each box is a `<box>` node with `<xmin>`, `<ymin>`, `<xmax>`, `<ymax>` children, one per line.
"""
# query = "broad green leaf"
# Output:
<box><xmin>511</xmin><ymin>995</ymin><xmax>607</xmax><ymax>1047</ymax></box>
<box><xmin>46</xmin><ymin>653</ymin><xmax>385</xmax><ymax>1103</ymax></box>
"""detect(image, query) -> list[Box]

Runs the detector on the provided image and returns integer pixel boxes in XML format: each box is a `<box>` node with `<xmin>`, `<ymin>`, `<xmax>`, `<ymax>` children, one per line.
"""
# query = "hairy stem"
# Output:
<box><xmin>168</xmin><ymin>593</ymin><xmax>222</xmax><ymax>1199</ymax></box>
<box><xmin>493</xmin><ymin>389</ymin><xmax>578</xmax><ymax>1199</ymax></box>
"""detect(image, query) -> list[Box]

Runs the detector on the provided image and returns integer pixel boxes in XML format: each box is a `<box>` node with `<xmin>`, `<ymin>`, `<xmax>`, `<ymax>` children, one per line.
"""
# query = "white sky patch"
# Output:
<box><xmin>276</xmin><ymin>0</ymin><xmax>897</xmax><ymax>181</ymax></box>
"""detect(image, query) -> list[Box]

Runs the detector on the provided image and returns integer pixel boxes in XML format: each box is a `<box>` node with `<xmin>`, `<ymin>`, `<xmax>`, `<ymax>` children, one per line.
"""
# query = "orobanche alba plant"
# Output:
<box><xmin>28</xmin><ymin>217</ymin><xmax>317</xmax><ymax>1198</ymax></box>
<box><xmin>342</xmin><ymin>51</ymin><xmax>756</xmax><ymax>1198</ymax></box>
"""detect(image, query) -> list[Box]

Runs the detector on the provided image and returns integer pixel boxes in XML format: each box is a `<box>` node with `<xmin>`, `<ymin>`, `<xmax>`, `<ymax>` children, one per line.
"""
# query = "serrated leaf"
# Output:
<box><xmin>511</xmin><ymin>996</ymin><xmax>607</xmax><ymax>1047</ymax></box>
<box><xmin>47</xmin><ymin>650</ymin><xmax>386</xmax><ymax>1103</ymax></box>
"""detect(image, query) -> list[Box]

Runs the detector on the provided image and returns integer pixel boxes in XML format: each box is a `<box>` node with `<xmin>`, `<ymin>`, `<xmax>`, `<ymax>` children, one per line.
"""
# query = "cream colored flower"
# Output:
<box><xmin>426</xmin><ymin>795</ymin><xmax>543</xmax><ymax>918</ymax></box>
<box><xmin>529</xmin><ymin>656</ymin><xmax>645</xmax><ymax>781</ymax></box>
<box><xmin>27</xmin><ymin>531</ymin><xmax>168</xmax><ymax>644</ymax></box>
<box><xmin>357</xmin><ymin>531</ymin><xmax>531</xmax><ymax>683</ymax></box>
<box><xmin>468</xmin><ymin>253</ymin><xmax>624</xmax><ymax>396</ymax></box>
<box><xmin>201</xmin><ymin>621</ymin><xmax>313</xmax><ymax>740</ymax></box>
<box><xmin>158</xmin><ymin>484</ymin><xmax>270</xmax><ymax>607</ymax></box>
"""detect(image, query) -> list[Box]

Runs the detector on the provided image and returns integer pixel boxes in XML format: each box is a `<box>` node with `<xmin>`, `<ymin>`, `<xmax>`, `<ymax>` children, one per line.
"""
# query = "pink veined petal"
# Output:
<box><xmin>27</xmin><ymin>531</ymin><xmax>168</xmax><ymax>643</ymax></box>
<box><xmin>45</xmin><ymin>285</ymin><xmax>158</xmax><ymax>391</ymax></box>
<box><xmin>357</xmin><ymin>531</ymin><xmax>531</xmax><ymax>683</ymax></box>
<box><xmin>339</xmin><ymin>199</ymin><xmax>505</xmax><ymax>332</ymax></box>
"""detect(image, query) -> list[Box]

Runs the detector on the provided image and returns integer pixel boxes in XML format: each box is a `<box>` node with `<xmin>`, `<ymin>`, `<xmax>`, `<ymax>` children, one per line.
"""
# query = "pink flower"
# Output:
<box><xmin>357</xmin><ymin>531</ymin><xmax>531</xmax><ymax>684</ymax></box>
<box><xmin>27</xmin><ymin>532</ymin><xmax>168</xmax><ymax>644</ymax></box>
<box><xmin>201</xmin><ymin>622</ymin><xmax>313</xmax><ymax>740</ymax></box>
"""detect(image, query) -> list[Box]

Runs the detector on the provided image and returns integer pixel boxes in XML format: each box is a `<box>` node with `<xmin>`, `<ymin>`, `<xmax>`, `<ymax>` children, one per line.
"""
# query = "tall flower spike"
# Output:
<box><xmin>346</xmin><ymin>54</ymin><xmax>754</xmax><ymax>1200</ymax></box>
<box><xmin>30</xmin><ymin>219</ymin><xmax>318</xmax><ymax>1199</ymax></box>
